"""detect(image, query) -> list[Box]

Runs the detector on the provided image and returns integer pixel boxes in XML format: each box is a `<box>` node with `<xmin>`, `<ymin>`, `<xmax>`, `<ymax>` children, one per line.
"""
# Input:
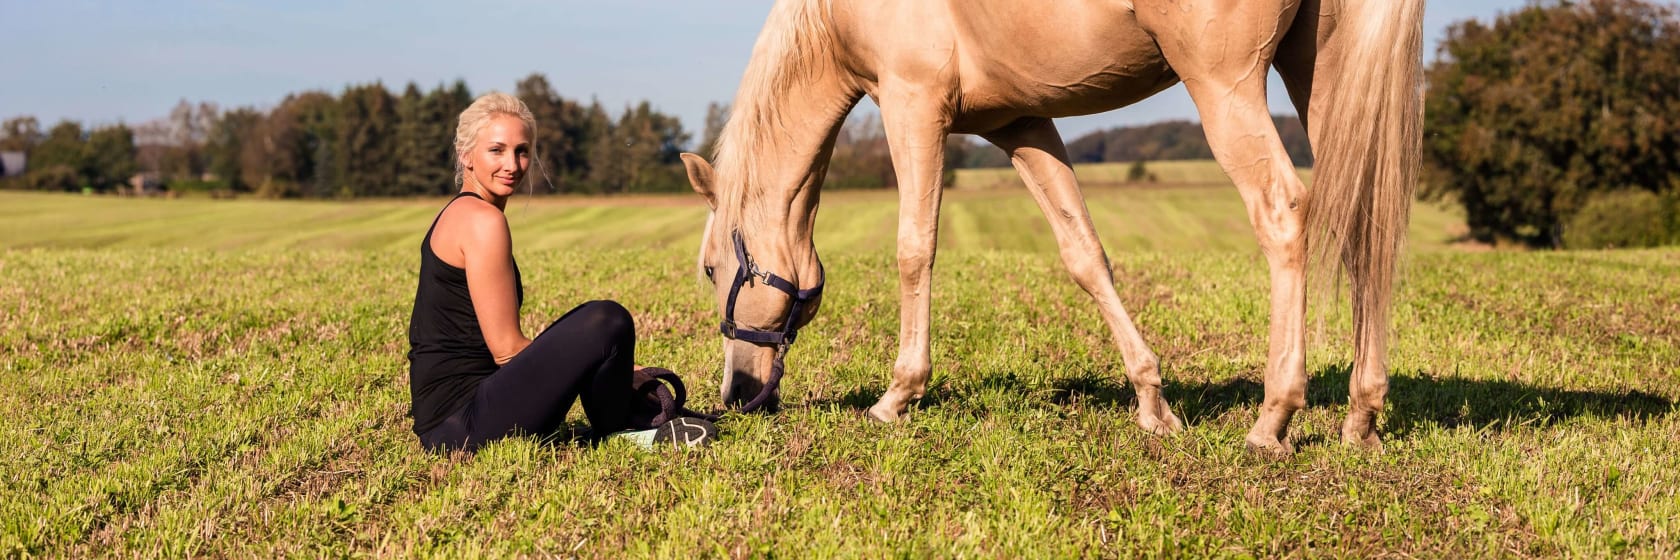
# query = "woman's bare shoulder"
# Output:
<box><xmin>432</xmin><ymin>196</ymin><xmax>510</xmax><ymax>265</ymax></box>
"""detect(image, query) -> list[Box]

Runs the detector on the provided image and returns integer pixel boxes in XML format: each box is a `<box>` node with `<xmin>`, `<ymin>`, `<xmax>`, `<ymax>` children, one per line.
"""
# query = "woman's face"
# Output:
<box><xmin>463</xmin><ymin>114</ymin><xmax>531</xmax><ymax>200</ymax></box>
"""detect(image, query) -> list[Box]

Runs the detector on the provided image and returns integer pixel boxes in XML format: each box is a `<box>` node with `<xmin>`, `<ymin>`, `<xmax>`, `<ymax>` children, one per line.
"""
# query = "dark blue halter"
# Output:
<box><xmin>711</xmin><ymin>229</ymin><xmax>824</xmax><ymax>412</ymax></box>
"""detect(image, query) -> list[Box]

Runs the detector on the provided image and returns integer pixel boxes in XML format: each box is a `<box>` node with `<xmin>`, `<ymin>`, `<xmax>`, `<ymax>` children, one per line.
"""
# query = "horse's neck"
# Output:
<box><xmin>724</xmin><ymin>0</ymin><xmax>861</xmax><ymax>272</ymax></box>
<box><xmin>730</xmin><ymin>75</ymin><xmax>859</xmax><ymax>250</ymax></box>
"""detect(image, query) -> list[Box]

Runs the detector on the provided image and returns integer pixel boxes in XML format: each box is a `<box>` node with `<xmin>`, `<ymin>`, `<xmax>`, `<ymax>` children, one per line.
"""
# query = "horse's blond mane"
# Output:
<box><xmin>710</xmin><ymin>0</ymin><xmax>837</xmax><ymax>241</ymax></box>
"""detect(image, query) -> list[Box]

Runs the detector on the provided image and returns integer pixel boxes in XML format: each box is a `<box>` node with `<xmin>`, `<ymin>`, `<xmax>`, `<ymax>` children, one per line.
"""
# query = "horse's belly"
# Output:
<box><xmin>948</xmin><ymin>1</ymin><xmax>1180</xmax><ymax>132</ymax></box>
<box><xmin>965</xmin><ymin>59</ymin><xmax>1180</xmax><ymax>116</ymax></box>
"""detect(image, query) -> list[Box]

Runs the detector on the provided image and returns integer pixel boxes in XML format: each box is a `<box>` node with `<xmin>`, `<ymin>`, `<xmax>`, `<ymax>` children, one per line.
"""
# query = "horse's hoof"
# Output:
<box><xmin>1342</xmin><ymin>435</ymin><xmax>1384</xmax><ymax>451</ymax></box>
<box><xmin>1340</xmin><ymin>428</ymin><xmax>1385</xmax><ymax>452</ymax></box>
<box><xmin>1137</xmin><ymin>409</ymin><xmax>1185</xmax><ymax>436</ymax></box>
<box><xmin>1136</xmin><ymin>397</ymin><xmax>1185</xmax><ymax>435</ymax></box>
<box><xmin>864</xmin><ymin>402</ymin><xmax>907</xmax><ymax>423</ymax></box>
<box><xmin>1337</xmin><ymin>413</ymin><xmax>1377</xmax><ymax>450</ymax></box>
<box><xmin>1244</xmin><ymin>434</ymin><xmax>1295</xmax><ymax>457</ymax></box>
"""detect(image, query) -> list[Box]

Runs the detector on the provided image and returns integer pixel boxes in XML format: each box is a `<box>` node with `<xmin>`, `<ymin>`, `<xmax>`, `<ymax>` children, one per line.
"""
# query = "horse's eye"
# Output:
<box><xmin>704</xmin><ymin>266</ymin><xmax>715</xmax><ymax>280</ymax></box>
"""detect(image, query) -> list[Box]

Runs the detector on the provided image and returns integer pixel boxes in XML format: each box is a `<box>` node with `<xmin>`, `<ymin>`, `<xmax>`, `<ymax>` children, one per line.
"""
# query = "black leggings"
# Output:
<box><xmin>419</xmin><ymin>300</ymin><xmax>636</xmax><ymax>452</ymax></box>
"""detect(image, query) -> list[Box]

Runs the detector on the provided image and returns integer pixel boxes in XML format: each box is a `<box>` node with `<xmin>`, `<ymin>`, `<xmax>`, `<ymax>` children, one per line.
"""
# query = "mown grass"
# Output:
<box><xmin>1</xmin><ymin>188</ymin><xmax>1676</xmax><ymax>557</ymax></box>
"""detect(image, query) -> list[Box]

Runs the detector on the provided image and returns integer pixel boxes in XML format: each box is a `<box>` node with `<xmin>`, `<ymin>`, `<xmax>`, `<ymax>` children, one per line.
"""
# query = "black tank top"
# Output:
<box><xmin>407</xmin><ymin>191</ymin><xmax>523</xmax><ymax>435</ymax></box>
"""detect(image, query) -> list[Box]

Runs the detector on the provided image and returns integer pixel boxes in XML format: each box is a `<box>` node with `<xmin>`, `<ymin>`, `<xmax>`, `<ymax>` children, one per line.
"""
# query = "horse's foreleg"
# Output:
<box><xmin>866</xmin><ymin>90</ymin><xmax>953</xmax><ymax>422</ymax></box>
<box><xmin>982</xmin><ymin>117</ymin><xmax>1183</xmax><ymax>435</ymax></box>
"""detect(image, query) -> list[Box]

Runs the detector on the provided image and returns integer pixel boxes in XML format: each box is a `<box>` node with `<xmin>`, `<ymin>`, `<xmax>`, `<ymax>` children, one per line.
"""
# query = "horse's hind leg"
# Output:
<box><xmin>1142</xmin><ymin>0</ymin><xmax>1308</xmax><ymax>454</ymax></box>
<box><xmin>982</xmin><ymin>117</ymin><xmax>1184</xmax><ymax>435</ymax></box>
<box><xmin>1200</xmin><ymin>93</ymin><xmax>1312</xmax><ymax>455</ymax></box>
<box><xmin>1274</xmin><ymin>2</ymin><xmax>1387</xmax><ymax>449</ymax></box>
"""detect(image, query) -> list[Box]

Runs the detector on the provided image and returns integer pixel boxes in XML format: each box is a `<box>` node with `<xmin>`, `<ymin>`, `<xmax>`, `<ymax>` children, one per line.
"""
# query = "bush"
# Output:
<box><xmin>1562</xmin><ymin>189</ymin><xmax>1676</xmax><ymax>249</ymax></box>
<box><xmin>255</xmin><ymin>179</ymin><xmax>301</xmax><ymax>199</ymax></box>
<box><xmin>1127</xmin><ymin>160</ymin><xmax>1151</xmax><ymax>182</ymax></box>
<box><xmin>1423</xmin><ymin>0</ymin><xmax>1680</xmax><ymax>247</ymax></box>
<box><xmin>25</xmin><ymin>164</ymin><xmax>82</xmax><ymax>192</ymax></box>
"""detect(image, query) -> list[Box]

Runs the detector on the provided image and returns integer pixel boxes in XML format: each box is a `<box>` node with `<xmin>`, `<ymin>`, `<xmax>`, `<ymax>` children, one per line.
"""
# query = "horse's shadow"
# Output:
<box><xmin>814</xmin><ymin>365</ymin><xmax>1675</xmax><ymax>438</ymax></box>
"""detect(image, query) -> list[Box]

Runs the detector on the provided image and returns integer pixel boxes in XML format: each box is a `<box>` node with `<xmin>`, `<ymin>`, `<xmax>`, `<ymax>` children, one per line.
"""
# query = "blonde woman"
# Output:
<box><xmin>407</xmin><ymin>92</ymin><xmax>715</xmax><ymax>452</ymax></box>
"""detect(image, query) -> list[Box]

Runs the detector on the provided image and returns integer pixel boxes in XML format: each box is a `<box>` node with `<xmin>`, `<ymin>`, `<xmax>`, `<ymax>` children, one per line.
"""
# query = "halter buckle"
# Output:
<box><xmin>746</xmin><ymin>261</ymin><xmax>772</xmax><ymax>286</ymax></box>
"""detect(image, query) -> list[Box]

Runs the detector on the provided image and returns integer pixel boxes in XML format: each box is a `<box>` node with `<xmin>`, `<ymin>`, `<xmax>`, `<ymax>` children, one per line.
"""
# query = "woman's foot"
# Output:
<box><xmin>611</xmin><ymin>417</ymin><xmax>718</xmax><ymax>450</ymax></box>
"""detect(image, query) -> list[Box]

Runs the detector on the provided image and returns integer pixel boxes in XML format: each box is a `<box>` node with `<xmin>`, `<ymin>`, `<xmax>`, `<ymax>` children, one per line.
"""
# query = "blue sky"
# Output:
<box><xmin>1</xmin><ymin>1</ymin><xmax>1544</xmax><ymax>140</ymax></box>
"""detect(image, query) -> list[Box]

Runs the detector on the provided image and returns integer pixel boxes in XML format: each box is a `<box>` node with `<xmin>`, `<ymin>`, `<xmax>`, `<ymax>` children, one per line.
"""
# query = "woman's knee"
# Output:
<box><xmin>577</xmin><ymin>299</ymin><xmax>634</xmax><ymax>338</ymax></box>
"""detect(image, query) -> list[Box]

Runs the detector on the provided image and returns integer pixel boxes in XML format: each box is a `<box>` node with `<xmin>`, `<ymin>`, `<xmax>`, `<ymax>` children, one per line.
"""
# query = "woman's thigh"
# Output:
<box><xmin>462</xmin><ymin>300</ymin><xmax>636</xmax><ymax>444</ymax></box>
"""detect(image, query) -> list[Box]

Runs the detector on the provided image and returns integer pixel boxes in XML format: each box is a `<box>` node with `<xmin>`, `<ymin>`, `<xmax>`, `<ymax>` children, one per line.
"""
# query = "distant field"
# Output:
<box><xmin>2</xmin><ymin>189</ymin><xmax>1676</xmax><ymax>557</ymax></box>
<box><xmin>953</xmin><ymin>160</ymin><xmax>1312</xmax><ymax>190</ymax></box>
<box><xmin>0</xmin><ymin>181</ymin><xmax>1449</xmax><ymax>254</ymax></box>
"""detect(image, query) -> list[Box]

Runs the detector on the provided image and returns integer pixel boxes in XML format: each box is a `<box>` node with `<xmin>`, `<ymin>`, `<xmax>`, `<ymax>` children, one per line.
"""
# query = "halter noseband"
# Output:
<box><xmin>710</xmin><ymin>229</ymin><xmax>824</xmax><ymax>412</ymax></box>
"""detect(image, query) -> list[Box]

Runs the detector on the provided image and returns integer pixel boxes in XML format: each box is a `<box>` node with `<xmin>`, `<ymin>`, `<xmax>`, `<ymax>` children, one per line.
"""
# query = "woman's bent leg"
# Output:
<box><xmin>455</xmin><ymin>300</ymin><xmax>638</xmax><ymax>450</ymax></box>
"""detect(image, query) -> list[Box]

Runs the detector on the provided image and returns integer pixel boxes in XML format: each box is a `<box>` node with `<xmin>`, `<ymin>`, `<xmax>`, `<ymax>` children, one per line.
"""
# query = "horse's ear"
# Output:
<box><xmin>680</xmin><ymin>153</ymin><xmax>717</xmax><ymax>210</ymax></box>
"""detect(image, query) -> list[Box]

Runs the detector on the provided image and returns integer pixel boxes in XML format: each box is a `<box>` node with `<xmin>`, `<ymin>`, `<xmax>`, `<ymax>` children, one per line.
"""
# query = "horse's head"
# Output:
<box><xmin>682</xmin><ymin>153</ymin><xmax>825</xmax><ymax>412</ymax></box>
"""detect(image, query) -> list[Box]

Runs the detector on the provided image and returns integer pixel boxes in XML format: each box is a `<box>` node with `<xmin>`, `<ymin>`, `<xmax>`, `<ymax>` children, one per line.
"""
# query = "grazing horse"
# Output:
<box><xmin>681</xmin><ymin>0</ymin><xmax>1424</xmax><ymax>453</ymax></box>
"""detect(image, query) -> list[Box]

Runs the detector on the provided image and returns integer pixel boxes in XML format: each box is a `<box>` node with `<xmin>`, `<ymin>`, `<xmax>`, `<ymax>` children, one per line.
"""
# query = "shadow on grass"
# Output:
<box><xmin>1046</xmin><ymin>364</ymin><xmax>1676</xmax><ymax>437</ymax></box>
<box><xmin>810</xmin><ymin>365</ymin><xmax>1677</xmax><ymax>438</ymax></box>
<box><xmin>805</xmin><ymin>370</ymin><xmax>1027</xmax><ymax>413</ymax></box>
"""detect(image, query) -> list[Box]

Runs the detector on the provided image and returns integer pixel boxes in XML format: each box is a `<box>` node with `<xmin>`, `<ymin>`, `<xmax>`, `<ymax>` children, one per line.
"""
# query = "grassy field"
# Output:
<box><xmin>2</xmin><ymin>186</ymin><xmax>1677</xmax><ymax>557</ymax></box>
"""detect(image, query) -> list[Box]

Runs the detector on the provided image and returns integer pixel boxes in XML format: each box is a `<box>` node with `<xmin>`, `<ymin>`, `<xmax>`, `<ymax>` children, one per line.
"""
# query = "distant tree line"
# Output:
<box><xmin>1065</xmin><ymin>116</ymin><xmax>1314</xmax><ymax>167</ymax></box>
<box><xmin>809</xmin><ymin>113</ymin><xmax>1312</xmax><ymax>190</ymax></box>
<box><xmin>0</xmin><ymin>73</ymin><xmax>695</xmax><ymax>197</ymax></box>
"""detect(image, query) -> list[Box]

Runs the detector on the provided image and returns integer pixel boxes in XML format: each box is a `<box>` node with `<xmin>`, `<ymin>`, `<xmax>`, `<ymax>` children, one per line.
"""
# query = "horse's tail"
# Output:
<box><xmin>1304</xmin><ymin>0</ymin><xmax>1425</xmax><ymax>360</ymax></box>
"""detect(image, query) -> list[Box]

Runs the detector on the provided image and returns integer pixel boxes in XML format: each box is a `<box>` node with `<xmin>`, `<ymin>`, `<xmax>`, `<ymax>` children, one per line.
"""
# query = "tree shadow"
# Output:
<box><xmin>1352</xmin><ymin>367</ymin><xmax>1674</xmax><ymax>438</ymax></box>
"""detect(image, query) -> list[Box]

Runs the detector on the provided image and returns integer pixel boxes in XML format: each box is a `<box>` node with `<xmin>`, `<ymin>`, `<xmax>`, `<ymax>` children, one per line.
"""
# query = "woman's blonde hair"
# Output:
<box><xmin>454</xmin><ymin>91</ymin><xmax>539</xmax><ymax>187</ymax></box>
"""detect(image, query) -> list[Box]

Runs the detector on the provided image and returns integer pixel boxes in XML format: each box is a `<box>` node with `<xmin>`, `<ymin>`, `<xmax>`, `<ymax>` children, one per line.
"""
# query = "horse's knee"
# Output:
<box><xmin>1059</xmin><ymin>248</ymin><xmax>1114</xmax><ymax>290</ymax></box>
<box><xmin>895</xmin><ymin>245</ymin><xmax>937</xmax><ymax>287</ymax></box>
<box><xmin>896</xmin><ymin>239</ymin><xmax>936</xmax><ymax>269</ymax></box>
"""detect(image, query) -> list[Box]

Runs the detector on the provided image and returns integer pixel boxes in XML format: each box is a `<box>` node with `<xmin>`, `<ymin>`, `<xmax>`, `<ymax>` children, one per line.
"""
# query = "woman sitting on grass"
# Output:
<box><xmin>407</xmin><ymin>92</ymin><xmax>716</xmax><ymax>452</ymax></box>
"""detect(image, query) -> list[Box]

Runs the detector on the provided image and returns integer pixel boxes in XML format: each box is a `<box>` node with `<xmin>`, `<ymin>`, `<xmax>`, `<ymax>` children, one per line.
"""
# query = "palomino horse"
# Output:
<box><xmin>681</xmin><ymin>0</ymin><xmax>1424</xmax><ymax>453</ymax></box>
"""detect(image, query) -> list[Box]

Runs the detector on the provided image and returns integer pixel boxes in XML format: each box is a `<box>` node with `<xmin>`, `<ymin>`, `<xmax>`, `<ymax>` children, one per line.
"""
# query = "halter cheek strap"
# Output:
<box><xmin>718</xmin><ymin>229</ymin><xmax>824</xmax><ymax>412</ymax></box>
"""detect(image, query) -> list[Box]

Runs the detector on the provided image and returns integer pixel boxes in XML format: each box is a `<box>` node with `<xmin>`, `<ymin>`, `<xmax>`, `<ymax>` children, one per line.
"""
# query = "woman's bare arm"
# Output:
<box><xmin>451</xmin><ymin>200</ymin><xmax>531</xmax><ymax>365</ymax></box>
